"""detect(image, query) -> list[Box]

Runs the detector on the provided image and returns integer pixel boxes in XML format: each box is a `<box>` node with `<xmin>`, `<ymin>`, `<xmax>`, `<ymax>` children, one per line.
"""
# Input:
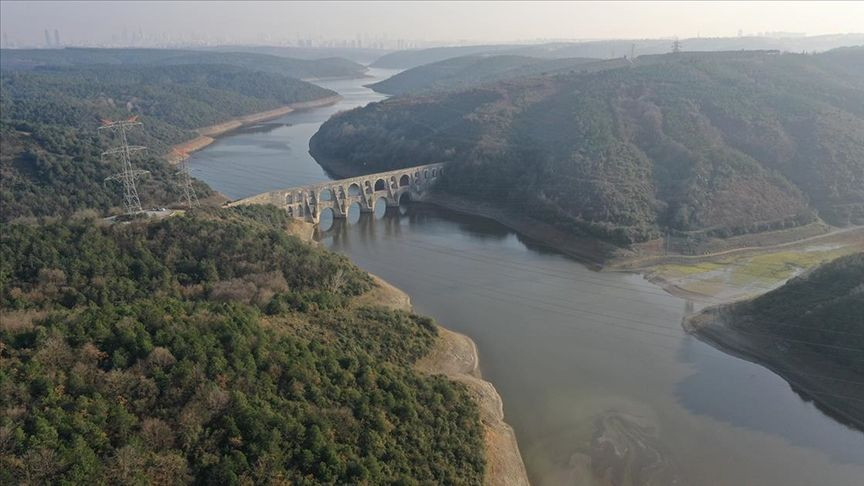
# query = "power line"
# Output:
<box><xmin>330</xmin><ymin>222</ymin><xmax>864</xmax><ymax>323</ymax></box>
<box><xmin>338</xmin><ymin>243</ymin><xmax>864</xmax><ymax>382</ymax></box>
<box><xmin>348</xmin><ymin>235</ymin><xmax>864</xmax><ymax>351</ymax></box>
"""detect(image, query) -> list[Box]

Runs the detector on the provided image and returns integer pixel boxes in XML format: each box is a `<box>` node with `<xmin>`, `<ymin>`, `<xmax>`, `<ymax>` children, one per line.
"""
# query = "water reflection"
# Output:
<box><xmin>675</xmin><ymin>336</ymin><xmax>864</xmax><ymax>464</ymax></box>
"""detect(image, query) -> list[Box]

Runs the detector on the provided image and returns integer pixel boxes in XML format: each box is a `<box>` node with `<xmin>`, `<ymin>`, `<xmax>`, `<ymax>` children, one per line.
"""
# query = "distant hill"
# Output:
<box><xmin>371</xmin><ymin>34</ymin><xmax>864</xmax><ymax>68</ymax></box>
<box><xmin>0</xmin><ymin>63</ymin><xmax>335</xmax><ymax>220</ymax></box>
<box><xmin>688</xmin><ymin>252</ymin><xmax>864</xmax><ymax>430</ymax></box>
<box><xmin>368</xmin><ymin>55</ymin><xmax>605</xmax><ymax>95</ymax></box>
<box><xmin>0</xmin><ymin>47</ymin><xmax>368</xmax><ymax>79</ymax></box>
<box><xmin>200</xmin><ymin>45</ymin><xmax>392</xmax><ymax>65</ymax></box>
<box><xmin>312</xmin><ymin>49</ymin><xmax>864</xmax><ymax>245</ymax></box>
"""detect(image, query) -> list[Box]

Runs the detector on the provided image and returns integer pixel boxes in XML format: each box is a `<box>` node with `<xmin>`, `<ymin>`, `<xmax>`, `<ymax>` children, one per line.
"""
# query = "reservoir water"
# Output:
<box><xmin>188</xmin><ymin>69</ymin><xmax>864</xmax><ymax>485</ymax></box>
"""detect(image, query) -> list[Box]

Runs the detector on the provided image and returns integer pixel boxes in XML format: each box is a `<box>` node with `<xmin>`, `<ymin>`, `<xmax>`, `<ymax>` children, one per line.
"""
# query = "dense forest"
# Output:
<box><xmin>0</xmin><ymin>47</ymin><xmax>367</xmax><ymax>79</ymax></box>
<box><xmin>0</xmin><ymin>206</ymin><xmax>485</xmax><ymax>484</ymax></box>
<box><xmin>368</xmin><ymin>55</ymin><xmax>604</xmax><ymax>95</ymax></box>
<box><xmin>313</xmin><ymin>48</ymin><xmax>864</xmax><ymax>245</ymax></box>
<box><xmin>1</xmin><ymin>62</ymin><xmax>335</xmax><ymax>221</ymax></box>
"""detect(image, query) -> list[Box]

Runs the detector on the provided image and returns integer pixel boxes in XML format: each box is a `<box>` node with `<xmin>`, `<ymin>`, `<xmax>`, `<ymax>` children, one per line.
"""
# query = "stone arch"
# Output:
<box><xmin>348</xmin><ymin>183</ymin><xmax>363</xmax><ymax>196</ymax></box>
<box><xmin>399</xmin><ymin>174</ymin><xmax>410</xmax><ymax>187</ymax></box>
<box><xmin>320</xmin><ymin>188</ymin><xmax>335</xmax><ymax>201</ymax></box>
<box><xmin>374</xmin><ymin>178</ymin><xmax>387</xmax><ymax>191</ymax></box>
<box><xmin>432</xmin><ymin>168</ymin><xmax>438</xmax><ymax>177</ymax></box>
<box><xmin>285</xmin><ymin>193</ymin><xmax>294</xmax><ymax>204</ymax></box>
<box><xmin>287</xmin><ymin>206</ymin><xmax>294</xmax><ymax>217</ymax></box>
<box><xmin>424</xmin><ymin>169</ymin><xmax>430</xmax><ymax>179</ymax></box>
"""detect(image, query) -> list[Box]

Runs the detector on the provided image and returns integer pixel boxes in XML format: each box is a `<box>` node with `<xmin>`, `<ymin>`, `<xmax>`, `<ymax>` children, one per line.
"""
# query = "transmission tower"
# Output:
<box><xmin>100</xmin><ymin>116</ymin><xmax>149</xmax><ymax>214</ymax></box>
<box><xmin>174</xmin><ymin>149</ymin><xmax>199</xmax><ymax>208</ymax></box>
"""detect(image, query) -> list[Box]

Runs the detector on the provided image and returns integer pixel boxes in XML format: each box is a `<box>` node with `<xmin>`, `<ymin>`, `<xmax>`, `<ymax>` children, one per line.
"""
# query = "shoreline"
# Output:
<box><xmin>309</xmin><ymin>153</ymin><xmax>864</xmax><ymax>439</ymax></box>
<box><xmin>362</xmin><ymin>275</ymin><xmax>530</xmax><ymax>486</ymax></box>
<box><xmin>684</xmin><ymin>310</ymin><xmax>864</xmax><ymax>433</ymax></box>
<box><xmin>309</xmin><ymin>149</ymin><xmax>863</xmax><ymax>274</ymax></box>
<box><xmin>307</xmin><ymin>150</ymin><xmax>622</xmax><ymax>269</ymax></box>
<box><xmin>167</xmin><ymin>94</ymin><xmax>342</xmax><ymax>164</ymax></box>
<box><xmin>287</xmin><ymin>220</ymin><xmax>529</xmax><ymax>485</ymax></box>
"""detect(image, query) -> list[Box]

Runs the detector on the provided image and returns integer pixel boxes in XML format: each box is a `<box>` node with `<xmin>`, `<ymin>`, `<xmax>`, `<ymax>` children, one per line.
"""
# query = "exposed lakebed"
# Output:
<box><xmin>187</xmin><ymin>69</ymin><xmax>864</xmax><ymax>486</ymax></box>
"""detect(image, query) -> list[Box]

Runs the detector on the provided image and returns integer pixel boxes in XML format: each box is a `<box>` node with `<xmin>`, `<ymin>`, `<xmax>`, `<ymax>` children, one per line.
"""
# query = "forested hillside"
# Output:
<box><xmin>690</xmin><ymin>252</ymin><xmax>864</xmax><ymax>429</ymax></box>
<box><xmin>0</xmin><ymin>63</ymin><xmax>335</xmax><ymax>221</ymax></box>
<box><xmin>312</xmin><ymin>49</ymin><xmax>864</xmax><ymax>245</ymax></box>
<box><xmin>0</xmin><ymin>206</ymin><xmax>485</xmax><ymax>484</ymax></box>
<box><xmin>0</xmin><ymin>47</ymin><xmax>367</xmax><ymax>79</ymax></box>
<box><xmin>368</xmin><ymin>55</ymin><xmax>604</xmax><ymax>95</ymax></box>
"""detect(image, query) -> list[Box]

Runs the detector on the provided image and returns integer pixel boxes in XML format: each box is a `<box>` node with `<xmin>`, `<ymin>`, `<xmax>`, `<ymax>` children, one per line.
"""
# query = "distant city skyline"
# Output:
<box><xmin>2</xmin><ymin>1</ymin><xmax>862</xmax><ymax>49</ymax></box>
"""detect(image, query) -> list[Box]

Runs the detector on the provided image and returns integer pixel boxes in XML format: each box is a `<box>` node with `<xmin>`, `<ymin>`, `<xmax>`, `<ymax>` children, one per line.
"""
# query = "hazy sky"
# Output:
<box><xmin>2</xmin><ymin>1</ymin><xmax>862</xmax><ymax>46</ymax></box>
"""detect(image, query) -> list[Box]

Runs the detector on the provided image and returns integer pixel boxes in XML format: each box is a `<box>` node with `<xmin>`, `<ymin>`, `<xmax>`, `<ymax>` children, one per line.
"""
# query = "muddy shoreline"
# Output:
<box><xmin>685</xmin><ymin>310</ymin><xmax>864</xmax><ymax>433</ymax></box>
<box><xmin>168</xmin><ymin>95</ymin><xmax>342</xmax><ymax>164</ymax></box>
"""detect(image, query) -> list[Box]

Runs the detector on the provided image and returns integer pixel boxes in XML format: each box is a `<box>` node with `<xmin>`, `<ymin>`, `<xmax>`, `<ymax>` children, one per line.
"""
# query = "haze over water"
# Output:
<box><xmin>188</xmin><ymin>71</ymin><xmax>864</xmax><ymax>486</ymax></box>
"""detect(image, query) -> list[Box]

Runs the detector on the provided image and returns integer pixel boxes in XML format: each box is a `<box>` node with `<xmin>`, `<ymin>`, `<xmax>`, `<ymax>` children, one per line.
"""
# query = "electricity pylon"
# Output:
<box><xmin>100</xmin><ymin>116</ymin><xmax>149</xmax><ymax>214</ymax></box>
<box><xmin>173</xmin><ymin>149</ymin><xmax>199</xmax><ymax>208</ymax></box>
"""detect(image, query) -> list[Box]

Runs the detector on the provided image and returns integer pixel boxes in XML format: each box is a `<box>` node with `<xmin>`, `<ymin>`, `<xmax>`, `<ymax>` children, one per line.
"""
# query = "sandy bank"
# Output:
<box><xmin>361</xmin><ymin>275</ymin><xmax>529</xmax><ymax>486</ymax></box>
<box><xmin>283</xmin><ymin>216</ymin><xmax>528</xmax><ymax>485</ymax></box>
<box><xmin>167</xmin><ymin>95</ymin><xmax>342</xmax><ymax>164</ymax></box>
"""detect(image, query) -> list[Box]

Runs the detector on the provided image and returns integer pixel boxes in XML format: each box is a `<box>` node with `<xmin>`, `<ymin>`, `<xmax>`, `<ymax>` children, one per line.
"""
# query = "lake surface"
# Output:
<box><xmin>188</xmin><ymin>69</ymin><xmax>864</xmax><ymax>486</ymax></box>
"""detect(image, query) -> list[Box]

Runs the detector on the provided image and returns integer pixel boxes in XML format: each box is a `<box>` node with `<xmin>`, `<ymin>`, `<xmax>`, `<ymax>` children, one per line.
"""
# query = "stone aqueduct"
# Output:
<box><xmin>228</xmin><ymin>163</ymin><xmax>446</xmax><ymax>223</ymax></box>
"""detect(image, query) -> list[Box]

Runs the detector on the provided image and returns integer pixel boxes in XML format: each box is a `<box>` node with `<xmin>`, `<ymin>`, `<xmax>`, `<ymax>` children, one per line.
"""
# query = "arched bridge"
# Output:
<box><xmin>228</xmin><ymin>163</ymin><xmax>446</xmax><ymax>223</ymax></box>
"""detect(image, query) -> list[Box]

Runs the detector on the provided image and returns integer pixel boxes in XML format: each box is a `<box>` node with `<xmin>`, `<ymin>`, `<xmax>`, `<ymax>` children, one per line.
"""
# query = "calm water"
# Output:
<box><xmin>189</xmin><ymin>70</ymin><xmax>864</xmax><ymax>486</ymax></box>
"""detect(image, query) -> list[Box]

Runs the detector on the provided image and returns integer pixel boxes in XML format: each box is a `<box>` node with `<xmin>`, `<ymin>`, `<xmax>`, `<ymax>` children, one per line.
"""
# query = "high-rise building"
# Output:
<box><xmin>54</xmin><ymin>29</ymin><xmax>61</xmax><ymax>47</ymax></box>
<box><xmin>44</xmin><ymin>29</ymin><xmax>52</xmax><ymax>47</ymax></box>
